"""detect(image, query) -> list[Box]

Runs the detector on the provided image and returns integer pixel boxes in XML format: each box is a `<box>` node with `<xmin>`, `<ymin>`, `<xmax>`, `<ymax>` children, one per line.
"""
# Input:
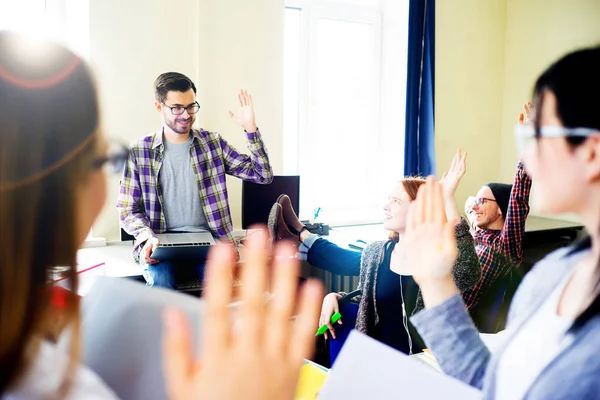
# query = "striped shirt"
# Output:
<box><xmin>117</xmin><ymin>127</ymin><xmax>273</xmax><ymax>258</ymax></box>
<box><xmin>463</xmin><ymin>161</ymin><xmax>532</xmax><ymax>309</ymax></box>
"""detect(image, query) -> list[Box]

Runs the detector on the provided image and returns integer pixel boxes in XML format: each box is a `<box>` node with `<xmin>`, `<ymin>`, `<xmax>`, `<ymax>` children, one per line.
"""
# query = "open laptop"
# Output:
<box><xmin>151</xmin><ymin>232</ymin><xmax>215</xmax><ymax>261</ymax></box>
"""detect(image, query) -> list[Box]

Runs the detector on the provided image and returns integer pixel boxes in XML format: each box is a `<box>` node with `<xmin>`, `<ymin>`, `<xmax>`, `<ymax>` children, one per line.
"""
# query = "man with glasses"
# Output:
<box><xmin>459</xmin><ymin>103</ymin><xmax>533</xmax><ymax>328</ymax></box>
<box><xmin>117</xmin><ymin>72</ymin><xmax>273</xmax><ymax>289</ymax></box>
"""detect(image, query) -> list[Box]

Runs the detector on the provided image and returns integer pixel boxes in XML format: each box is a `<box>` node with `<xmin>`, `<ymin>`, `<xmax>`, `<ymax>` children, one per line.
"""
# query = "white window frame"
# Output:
<box><xmin>284</xmin><ymin>0</ymin><xmax>408</xmax><ymax>226</ymax></box>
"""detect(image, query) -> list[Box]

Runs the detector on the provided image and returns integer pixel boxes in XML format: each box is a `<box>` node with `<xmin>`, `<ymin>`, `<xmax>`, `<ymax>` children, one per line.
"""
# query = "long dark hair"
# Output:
<box><xmin>532</xmin><ymin>45</ymin><xmax>600</xmax><ymax>331</ymax></box>
<box><xmin>0</xmin><ymin>32</ymin><xmax>99</xmax><ymax>393</ymax></box>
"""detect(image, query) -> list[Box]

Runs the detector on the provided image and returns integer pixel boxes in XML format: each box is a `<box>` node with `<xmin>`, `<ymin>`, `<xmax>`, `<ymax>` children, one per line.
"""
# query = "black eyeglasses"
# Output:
<box><xmin>473</xmin><ymin>197</ymin><xmax>496</xmax><ymax>207</ymax></box>
<box><xmin>92</xmin><ymin>142</ymin><xmax>129</xmax><ymax>175</ymax></box>
<box><xmin>162</xmin><ymin>102</ymin><xmax>200</xmax><ymax>115</ymax></box>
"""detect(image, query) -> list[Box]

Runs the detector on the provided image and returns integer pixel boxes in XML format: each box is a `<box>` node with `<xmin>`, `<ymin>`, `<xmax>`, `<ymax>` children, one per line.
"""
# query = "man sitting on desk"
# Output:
<box><xmin>117</xmin><ymin>72</ymin><xmax>273</xmax><ymax>289</ymax></box>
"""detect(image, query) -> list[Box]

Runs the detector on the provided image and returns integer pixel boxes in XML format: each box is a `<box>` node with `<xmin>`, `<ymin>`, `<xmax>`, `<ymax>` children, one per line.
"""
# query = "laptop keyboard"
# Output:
<box><xmin>177</xmin><ymin>277</ymin><xmax>244</xmax><ymax>292</ymax></box>
<box><xmin>160</xmin><ymin>242</ymin><xmax>212</xmax><ymax>247</ymax></box>
<box><xmin>177</xmin><ymin>276</ymin><xmax>204</xmax><ymax>291</ymax></box>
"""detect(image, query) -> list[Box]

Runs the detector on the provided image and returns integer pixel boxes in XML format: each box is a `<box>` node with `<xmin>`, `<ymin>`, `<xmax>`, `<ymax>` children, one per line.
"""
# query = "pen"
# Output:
<box><xmin>313</xmin><ymin>207</ymin><xmax>321</xmax><ymax>221</ymax></box>
<box><xmin>315</xmin><ymin>311</ymin><xmax>342</xmax><ymax>336</ymax></box>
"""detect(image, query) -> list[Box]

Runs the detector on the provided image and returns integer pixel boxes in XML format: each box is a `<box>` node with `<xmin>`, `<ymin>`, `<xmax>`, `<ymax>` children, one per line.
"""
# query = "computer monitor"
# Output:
<box><xmin>242</xmin><ymin>175</ymin><xmax>300</xmax><ymax>229</ymax></box>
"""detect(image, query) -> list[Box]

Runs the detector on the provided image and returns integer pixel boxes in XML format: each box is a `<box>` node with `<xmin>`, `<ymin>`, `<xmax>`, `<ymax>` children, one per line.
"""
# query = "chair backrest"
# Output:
<box><xmin>470</xmin><ymin>268</ymin><xmax>525</xmax><ymax>333</ymax></box>
<box><xmin>121</xmin><ymin>228</ymin><xmax>135</xmax><ymax>242</ymax></box>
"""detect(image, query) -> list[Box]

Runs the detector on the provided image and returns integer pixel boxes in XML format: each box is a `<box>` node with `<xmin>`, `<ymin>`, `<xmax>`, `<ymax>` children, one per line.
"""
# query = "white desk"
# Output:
<box><xmin>75</xmin><ymin>217</ymin><xmax>584</xmax><ymax>295</ymax></box>
<box><xmin>75</xmin><ymin>241</ymin><xmax>141</xmax><ymax>295</ymax></box>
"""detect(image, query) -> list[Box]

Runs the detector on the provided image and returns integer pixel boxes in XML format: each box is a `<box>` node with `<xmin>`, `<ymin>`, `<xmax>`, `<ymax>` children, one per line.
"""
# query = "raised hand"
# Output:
<box><xmin>439</xmin><ymin>149</ymin><xmax>467</xmax><ymax>196</ymax></box>
<box><xmin>400</xmin><ymin>177</ymin><xmax>460</xmax><ymax>308</ymax></box>
<box><xmin>518</xmin><ymin>101</ymin><xmax>534</xmax><ymax>125</ymax></box>
<box><xmin>229</xmin><ymin>89</ymin><xmax>257</xmax><ymax>133</ymax></box>
<box><xmin>162</xmin><ymin>229</ymin><xmax>323</xmax><ymax>400</ymax></box>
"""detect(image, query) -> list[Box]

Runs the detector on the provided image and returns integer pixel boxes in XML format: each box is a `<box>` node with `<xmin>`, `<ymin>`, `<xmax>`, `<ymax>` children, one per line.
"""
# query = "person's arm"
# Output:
<box><xmin>221</xmin><ymin>90</ymin><xmax>273</xmax><ymax>183</ymax></box>
<box><xmin>116</xmin><ymin>148</ymin><xmax>155</xmax><ymax>245</ymax></box>
<box><xmin>402</xmin><ymin>177</ymin><xmax>491</xmax><ymax>389</ymax></box>
<box><xmin>498</xmin><ymin>103</ymin><xmax>534</xmax><ymax>261</ymax></box>
<box><xmin>439</xmin><ymin>149</ymin><xmax>467</xmax><ymax>222</ymax></box>
<box><xmin>498</xmin><ymin>161</ymin><xmax>532</xmax><ymax>263</ymax></box>
<box><xmin>451</xmin><ymin>217</ymin><xmax>482</xmax><ymax>292</ymax></box>
<box><xmin>219</xmin><ymin>131</ymin><xmax>273</xmax><ymax>183</ymax></box>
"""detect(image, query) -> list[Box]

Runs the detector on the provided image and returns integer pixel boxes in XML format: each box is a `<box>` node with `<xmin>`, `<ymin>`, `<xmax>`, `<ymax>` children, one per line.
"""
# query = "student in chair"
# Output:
<box><xmin>269</xmin><ymin>156</ymin><xmax>482</xmax><ymax>355</ymax></box>
<box><xmin>408</xmin><ymin>46</ymin><xmax>600</xmax><ymax>398</ymax></box>
<box><xmin>463</xmin><ymin>143</ymin><xmax>532</xmax><ymax>315</ymax></box>
<box><xmin>117</xmin><ymin>73</ymin><xmax>273</xmax><ymax>289</ymax></box>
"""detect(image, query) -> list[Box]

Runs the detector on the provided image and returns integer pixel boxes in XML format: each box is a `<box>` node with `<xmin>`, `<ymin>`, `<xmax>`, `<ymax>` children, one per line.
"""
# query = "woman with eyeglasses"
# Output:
<box><xmin>405</xmin><ymin>45</ymin><xmax>600</xmax><ymax>399</ymax></box>
<box><xmin>0</xmin><ymin>31</ymin><xmax>121</xmax><ymax>397</ymax></box>
<box><xmin>0</xmin><ymin>31</ymin><xmax>322</xmax><ymax>399</ymax></box>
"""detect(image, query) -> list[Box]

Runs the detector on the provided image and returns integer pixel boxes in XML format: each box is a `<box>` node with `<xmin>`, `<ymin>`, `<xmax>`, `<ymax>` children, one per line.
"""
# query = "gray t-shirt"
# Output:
<box><xmin>159</xmin><ymin>135</ymin><xmax>207</xmax><ymax>232</ymax></box>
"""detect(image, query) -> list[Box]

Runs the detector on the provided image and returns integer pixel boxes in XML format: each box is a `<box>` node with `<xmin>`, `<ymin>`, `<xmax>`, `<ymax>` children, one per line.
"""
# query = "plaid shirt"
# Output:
<box><xmin>462</xmin><ymin>161</ymin><xmax>532</xmax><ymax>309</ymax></box>
<box><xmin>117</xmin><ymin>127</ymin><xmax>273</xmax><ymax>258</ymax></box>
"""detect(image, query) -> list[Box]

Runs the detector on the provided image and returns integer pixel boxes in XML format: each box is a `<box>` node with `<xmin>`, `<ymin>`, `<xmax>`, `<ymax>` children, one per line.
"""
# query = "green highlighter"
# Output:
<box><xmin>315</xmin><ymin>312</ymin><xmax>342</xmax><ymax>336</ymax></box>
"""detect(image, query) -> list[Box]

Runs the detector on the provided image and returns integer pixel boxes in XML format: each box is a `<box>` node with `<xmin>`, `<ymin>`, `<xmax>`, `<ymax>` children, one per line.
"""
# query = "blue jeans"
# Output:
<box><xmin>140</xmin><ymin>258</ymin><xmax>205</xmax><ymax>290</ymax></box>
<box><xmin>298</xmin><ymin>234</ymin><xmax>362</xmax><ymax>276</ymax></box>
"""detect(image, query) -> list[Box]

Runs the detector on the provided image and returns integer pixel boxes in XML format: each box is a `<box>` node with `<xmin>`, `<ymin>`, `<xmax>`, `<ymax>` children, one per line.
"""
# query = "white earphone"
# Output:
<box><xmin>399</xmin><ymin>277</ymin><xmax>413</xmax><ymax>355</ymax></box>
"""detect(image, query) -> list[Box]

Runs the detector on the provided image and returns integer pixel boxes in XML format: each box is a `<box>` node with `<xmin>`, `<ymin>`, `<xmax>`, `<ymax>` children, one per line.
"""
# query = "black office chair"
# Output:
<box><xmin>470</xmin><ymin>268</ymin><xmax>525</xmax><ymax>333</ymax></box>
<box><xmin>121</xmin><ymin>228</ymin><xmax>135</xmax><ymax>242</ymax></box>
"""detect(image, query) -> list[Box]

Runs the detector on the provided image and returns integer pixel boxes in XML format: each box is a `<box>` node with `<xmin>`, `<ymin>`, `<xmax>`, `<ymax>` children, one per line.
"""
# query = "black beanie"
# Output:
<box><xmin>486</xmin><ymin>183</ymin><xmax>513</xmax><ymax>219</ymax></box>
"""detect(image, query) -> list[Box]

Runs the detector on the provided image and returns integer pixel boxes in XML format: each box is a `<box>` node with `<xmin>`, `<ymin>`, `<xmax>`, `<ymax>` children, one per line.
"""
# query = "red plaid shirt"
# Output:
<box><xmin>462</xmin><ymin>161</ymin><xmax>531</xmax><ymax>309</ymax></box>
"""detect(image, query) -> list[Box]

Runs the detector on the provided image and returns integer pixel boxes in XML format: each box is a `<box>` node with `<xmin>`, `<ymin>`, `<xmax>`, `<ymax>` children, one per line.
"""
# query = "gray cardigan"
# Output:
<box><xmin>411</xmin><ymin>241</ymin><xmax>600</xmax><ymax>399</ymax></box>
<box><xmin>354</xmin><ymin>217</ymin><xmax>481</xmax><ymax>336</ymax></box>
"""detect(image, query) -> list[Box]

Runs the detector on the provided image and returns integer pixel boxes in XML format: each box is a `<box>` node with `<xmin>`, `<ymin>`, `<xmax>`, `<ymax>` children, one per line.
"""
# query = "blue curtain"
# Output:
<box><xmin>404</xmin><ymin>0</ymin><xmax>435</xmax><ymax>177</ymax></box>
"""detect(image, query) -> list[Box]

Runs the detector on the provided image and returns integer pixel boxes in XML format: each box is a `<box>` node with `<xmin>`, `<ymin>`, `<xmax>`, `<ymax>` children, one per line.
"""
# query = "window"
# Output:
<box><xmin>0</xmin><ymin>0</ymin><xmax>90</xmax><ymax>58</ymax></box>
<box><xmin>0</xmin><ymin>0</ymin><xmax>47</xmax><ymax>31</ymax></box>
<box><xmin>284</xmin><ymin>0</ymin><xmax>409</xmax><ymax>226</ymax></box>
<box><xmin>2</xmin><ymin>0</ymin><xmax>92</xmax><ymax>241</ymax></box>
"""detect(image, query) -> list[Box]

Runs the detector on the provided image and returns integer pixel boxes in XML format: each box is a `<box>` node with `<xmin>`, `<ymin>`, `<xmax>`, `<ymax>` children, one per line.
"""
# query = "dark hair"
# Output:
<box><xmin>533</xmin><ymin>46</ymin><xmax>600</xmax><ymax>143</ymax></box>
<box><xmin>532</xmin><ymin>45</ymin><xmax>600</xmax><ymax>331</ymax></box>
<box><xmin>389</xmin><ymin>177</ymin><xmax>426</xmax><ymax>243</ymax></box>
<box><xmin>154</xmin><ymin>72</ymin><xmax>197</xmax><ymax>103</ymax></box>
<box><xmin>0</xmin><ymin>32</ymin><xmax>99</xmax><ymax>394</ymax></box>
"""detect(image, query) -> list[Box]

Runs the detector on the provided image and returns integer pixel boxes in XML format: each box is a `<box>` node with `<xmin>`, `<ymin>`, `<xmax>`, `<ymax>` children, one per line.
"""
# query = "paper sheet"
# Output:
<box><xmin>319</xmin><ymin>331</ymin><xmax>483</xmax><ymax>400</ymax></box>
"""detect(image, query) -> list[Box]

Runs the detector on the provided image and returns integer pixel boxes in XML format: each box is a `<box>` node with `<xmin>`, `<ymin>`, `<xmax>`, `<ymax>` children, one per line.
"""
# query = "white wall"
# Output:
<box><xmin>198</xmin><ymin>0</ymin><xmax>284</xmax><ymax>231</ymax></box>
<box><xmin>435</xmin><ymin>0</ymin><xmax>507</xmax><ymax>209</ymax></box>
<box><xmin>437</xmin><ymin>0</ymin><xmax>600</xmax><ymax>217</ymax></box>
<box><xmin>499</xmin><ymin>0</ymin><xmax>600</xmax><ymax>182</ymax></box>
<box><xmin>89</xmin><ymin>0</ymin><xmax>283</xmax><ymax>240</ymax></box>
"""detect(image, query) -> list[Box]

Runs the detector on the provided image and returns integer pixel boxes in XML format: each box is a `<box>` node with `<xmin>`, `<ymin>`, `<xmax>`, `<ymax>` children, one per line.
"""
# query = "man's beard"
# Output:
<box><xmin>166</xmin><ymin>117</ymin><xmax>193</xmax><ymax>134</ymax></box>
